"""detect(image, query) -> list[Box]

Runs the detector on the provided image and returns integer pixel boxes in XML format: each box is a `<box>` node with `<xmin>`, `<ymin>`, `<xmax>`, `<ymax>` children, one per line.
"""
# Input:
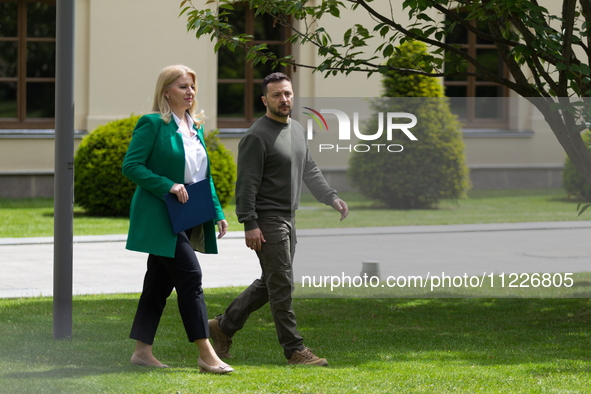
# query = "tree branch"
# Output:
<box><xmin>506</xmin><ymin>11</ymin><xmax>561</xmax><ymax>95</ymax></box>
<box><xmin>560</xmin><ymin>0</ymin><xmax>577</xmax><ymax>97</ymax></box>
<box><xmin>432</xmin><ymin>4</ymin><xmax>520</xmax><ymax>48</ymax></box>
<box><xmin>344</xmin><ymin>0</ymin><xmax>518</xmax><ymax>90</ymax></box>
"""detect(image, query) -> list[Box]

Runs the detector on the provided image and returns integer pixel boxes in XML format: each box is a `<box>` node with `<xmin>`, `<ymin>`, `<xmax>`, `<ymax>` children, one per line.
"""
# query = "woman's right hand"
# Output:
<box><xmin>170</xmin><ymin>183</ymin><xmax>188</xmax><ymax>204</ymax></box>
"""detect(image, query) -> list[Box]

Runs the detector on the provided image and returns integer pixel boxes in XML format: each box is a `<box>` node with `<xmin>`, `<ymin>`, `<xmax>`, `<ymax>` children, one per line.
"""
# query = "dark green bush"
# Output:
<box><xmin>74</xmin><ymin>116</ymin><xmax>139</xmax><ymax>216</ymax></box>
<box><xmin>205</xmin><ymin>130</ymin><xmax>236</xmax><ymax>208</ymax></box>
<box><xmin>348</xmin><ymin>40</ymin><xmax>470</xmax><ymax>209</ymax></box>
<box><xmin>75</xmin><ymin>118</ymin><xmax>236</xmax><ymax>217</ymax></box>
<box><xmin>563</xmin><ymin>132</ymin><xmax>591</xmax><ymax>198</ymax></box>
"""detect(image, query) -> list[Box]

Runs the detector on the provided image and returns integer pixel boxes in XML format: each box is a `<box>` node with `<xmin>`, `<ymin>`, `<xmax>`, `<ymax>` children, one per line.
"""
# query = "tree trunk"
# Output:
<box><xmin>531</xmin><ymin>98</ymin><xmax>591</xmax><ymax>187</ymax></box>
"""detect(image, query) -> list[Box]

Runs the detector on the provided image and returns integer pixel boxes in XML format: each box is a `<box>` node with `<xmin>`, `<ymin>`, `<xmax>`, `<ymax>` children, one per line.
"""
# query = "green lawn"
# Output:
<box><xmin>0</xmin><ymin>198</ymin><xmax>130</xmax><ymax>238</ymax></box>
<box><xmin>2</xmin><ymin>189</ymin><xmax>590</xmax><ymax>392</ymax></box>
<box><xmin>1</xmin><ymin>291</ymin><xmax>590</xmax><ymax>393</ymax></box>
<box><xmin>0</xmin><ymin>188</ymin><xmax>585</xmax><ymax>238</ymax></box>
<box><xmin>296</xmin><ymin>188</ymin><xmax>586</xmax><ymax>228</ymax></box>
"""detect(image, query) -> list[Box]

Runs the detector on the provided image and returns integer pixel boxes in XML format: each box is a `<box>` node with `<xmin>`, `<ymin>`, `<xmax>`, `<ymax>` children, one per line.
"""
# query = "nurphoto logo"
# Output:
<box><xmin>302</xmin><ymin>107</ymin><xmax>418</xmax><ymax>153</ymax></box>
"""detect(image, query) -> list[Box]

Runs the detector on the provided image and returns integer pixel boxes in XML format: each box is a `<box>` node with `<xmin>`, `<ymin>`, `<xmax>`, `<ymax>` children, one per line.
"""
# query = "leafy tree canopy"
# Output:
<box><xmin>181</xmin><ymin>0</ymin><xmax>591</xmax><ymax>188</ymax></box>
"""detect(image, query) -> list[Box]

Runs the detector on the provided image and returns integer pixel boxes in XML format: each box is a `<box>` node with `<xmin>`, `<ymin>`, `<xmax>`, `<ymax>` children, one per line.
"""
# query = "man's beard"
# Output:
<box><xmin>269</xmin><ymin>105</ymin><xmax>292</xmax><ymax>118</ymax></box>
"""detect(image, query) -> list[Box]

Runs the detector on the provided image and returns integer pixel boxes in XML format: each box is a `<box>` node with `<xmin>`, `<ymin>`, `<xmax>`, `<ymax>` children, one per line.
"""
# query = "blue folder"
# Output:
<box><xmin>164</xmin><ymin>179</ymin><xmax>217</xmax><ymax>234</ymax></box>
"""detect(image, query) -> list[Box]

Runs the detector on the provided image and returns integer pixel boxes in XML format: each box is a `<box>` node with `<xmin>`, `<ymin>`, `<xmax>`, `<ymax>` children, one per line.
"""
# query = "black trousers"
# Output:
<box><xmin>130</xmin><ymin>230</ymin><xmax>209</xmax><ymax>344</ymax></box>
<box><xmin>218</xmin><ymin>217</ymin><xmax>305</xmax><ymax>359</ymax></box>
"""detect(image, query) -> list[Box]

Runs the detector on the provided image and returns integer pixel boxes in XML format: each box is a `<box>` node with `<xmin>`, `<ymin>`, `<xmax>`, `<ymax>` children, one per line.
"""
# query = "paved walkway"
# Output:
<box><xmin>2</xmin><ymin>221</ymin><xmax>591</xmax><ymax>298</ymax></box>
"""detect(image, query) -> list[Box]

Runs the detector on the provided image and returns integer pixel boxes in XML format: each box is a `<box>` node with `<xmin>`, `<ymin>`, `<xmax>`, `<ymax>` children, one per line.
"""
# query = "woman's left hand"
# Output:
<box><xmin>217</xmin><ymin>220</ymin><xmax>228</xmax><ymax>239</ymax></box>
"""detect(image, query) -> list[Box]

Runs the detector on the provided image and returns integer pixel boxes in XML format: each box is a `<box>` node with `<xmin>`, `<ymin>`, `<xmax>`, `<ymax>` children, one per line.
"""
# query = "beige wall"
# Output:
<box><xmin>84</xmin><ymin>0</ymin><xmax>218</xmax><ymax>132</ymax></box>
<box><xmin>295</xmin><ymin>1</ymin><xmax>425</xmax><ymax>99</ymax></box>
<box><xmin>0</xmin><ymin>139</ymin><xmax>83</xmax><ymax>172</ymax></box>
<box><xmin>463</xmin><ymin>101</ymin><xmax>566</xmax><ymax>167</ymax></box>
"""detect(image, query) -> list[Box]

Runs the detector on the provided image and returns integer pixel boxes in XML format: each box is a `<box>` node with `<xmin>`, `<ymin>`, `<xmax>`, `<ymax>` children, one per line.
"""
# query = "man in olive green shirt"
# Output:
<box><xmin>209</xmin><ymin>72</ymin><xmax>348</xmax><ymax>366</ymax></box>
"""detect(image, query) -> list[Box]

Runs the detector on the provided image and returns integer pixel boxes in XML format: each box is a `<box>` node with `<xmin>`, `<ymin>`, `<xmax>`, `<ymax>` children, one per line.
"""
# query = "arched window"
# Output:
<box><xmin>0</xmin><ymin>0</ymin><xmax>56</xmax><ymax>129</ymax></box>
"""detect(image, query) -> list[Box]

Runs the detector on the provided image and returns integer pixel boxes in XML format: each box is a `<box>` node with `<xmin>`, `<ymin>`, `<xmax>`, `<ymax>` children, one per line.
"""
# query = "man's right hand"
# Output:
<box><xmin>245</xmin><ymin>228</ymin><xmax>266</xmax><ymax>251</ymax></box>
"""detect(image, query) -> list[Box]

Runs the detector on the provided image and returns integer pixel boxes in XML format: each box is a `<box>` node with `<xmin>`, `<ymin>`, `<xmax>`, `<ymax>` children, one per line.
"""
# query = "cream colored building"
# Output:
<box><xmin>0</xmin><ymin>0</ymin><xmax>567</xmax><ymax>197</ymax></box>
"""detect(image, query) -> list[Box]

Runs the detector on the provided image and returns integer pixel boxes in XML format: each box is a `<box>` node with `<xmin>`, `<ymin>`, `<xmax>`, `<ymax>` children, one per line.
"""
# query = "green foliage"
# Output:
<box><xmin>74</xmin><ymin>116</ymin><xmax>139</xmax><ymax>216</ymax></box>
<box><xmin>382</xmin><ymin>40</ymin><xmax>444</xmax><ymax>98</ymax></box>
<box><xmin>181</xmin><ymin>0</ymin><xmax>591</xmax><ymax>97</ymax></box>
<box><xmin>348</xmin><ymin>41</ymin><xmax>469</xmax><ymax>209</ymax></box>
<box><xmin>563</xmin><ymin>131</ymin><xmax>591</xmax><ymax>199</ymax></box>
<box><xmin>75</xmin><ymin>118</ymin><xmax>237</xmax><ymax>217</ymax></box>
<box><xmin>182</xmin><ymin>0</ymin><xmax>591</xmax><ymax>189</ymax></box>
<box><xmin>205</xmin><ymin>130</ymin><xmax>236</xmax><ymax>208</ymax></box>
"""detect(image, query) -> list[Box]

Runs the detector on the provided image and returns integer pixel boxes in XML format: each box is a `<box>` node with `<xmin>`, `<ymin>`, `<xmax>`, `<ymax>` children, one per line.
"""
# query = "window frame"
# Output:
<box><xmin>0</xmin><ymin>0</ymin><xmax>56</xmax><ymax>129</ymax></box>
<box><xmin>444</xmin><ymin>14</ymin><xmax>509</xmax><ymax>129</ymax></box>
<box><xmin>217</xmin><ymin>4</ymin><xmax>291</xmax><ymax>129</ymax></box>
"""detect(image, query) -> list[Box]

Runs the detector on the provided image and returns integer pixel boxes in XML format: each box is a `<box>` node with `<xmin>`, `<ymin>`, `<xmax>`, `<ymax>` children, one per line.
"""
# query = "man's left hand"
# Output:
<box><xmin>332</xmin><ymin>198</ymin><xmax>349</xmax><ymax>221</ymax></box>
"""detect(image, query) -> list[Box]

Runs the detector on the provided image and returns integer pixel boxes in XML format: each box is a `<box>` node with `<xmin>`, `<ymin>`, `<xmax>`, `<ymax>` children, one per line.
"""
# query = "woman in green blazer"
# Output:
<box><xmin>122</xmin><ymin>65</ymin><xmax>232</xmax><ymax>374</ymax></box>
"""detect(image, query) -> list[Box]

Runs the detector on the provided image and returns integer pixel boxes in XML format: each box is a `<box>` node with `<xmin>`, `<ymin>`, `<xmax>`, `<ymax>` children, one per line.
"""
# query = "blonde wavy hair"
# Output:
<box><xmin>152</xmin><ymin>65</ymin><xmax>204</xmax><ymax>125</ymax></box>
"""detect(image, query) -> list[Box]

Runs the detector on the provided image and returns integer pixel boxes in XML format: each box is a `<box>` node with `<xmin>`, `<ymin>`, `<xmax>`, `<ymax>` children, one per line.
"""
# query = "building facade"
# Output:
<box><xmin>0</xmin><ymin>0</ymin><xmax>566</xmax><ymax>197</ymax></box>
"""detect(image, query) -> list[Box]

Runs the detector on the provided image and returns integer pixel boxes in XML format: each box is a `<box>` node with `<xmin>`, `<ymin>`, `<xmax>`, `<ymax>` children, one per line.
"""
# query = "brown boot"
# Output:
<box><xmin>287</xmin><ymin>348</ymin><xmax>328</xmax><ymax>366</ymax></box>
<box><xmin>208</xmin><ymin>318</ymin><xmax>233</xmax><ymax>359</ymax></box>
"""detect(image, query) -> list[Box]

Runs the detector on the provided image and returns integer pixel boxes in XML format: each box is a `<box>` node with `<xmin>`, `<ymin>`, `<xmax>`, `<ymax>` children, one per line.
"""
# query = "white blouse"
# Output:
<box><xmin>172</xmin><ymin>112</ymin><xmax>208</xmax><ymax>184</ymax></box>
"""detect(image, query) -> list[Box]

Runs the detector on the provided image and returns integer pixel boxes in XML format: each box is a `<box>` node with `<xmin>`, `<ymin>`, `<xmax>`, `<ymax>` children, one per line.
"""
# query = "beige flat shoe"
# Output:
<box><xmin>131</xmin><ymin>353</ymin><xmax>169</xmax><ymax>368</ymax></box>
<box><xmin>197</xmin><ymin>357</ymin><xmax>233</xmax><ymax>374</ymax></box>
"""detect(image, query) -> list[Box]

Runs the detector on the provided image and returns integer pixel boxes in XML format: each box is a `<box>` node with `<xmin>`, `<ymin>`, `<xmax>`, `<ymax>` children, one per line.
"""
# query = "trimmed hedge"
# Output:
<box><xmin>74</xmin><ymin>116</ymin><xmax>139</xmax><ymax>216</ymax></box>
<box><xmin>204</xmin><ymin>130</ymin><xmax>236</xmax><ymax>208</ymax></box>
<box><xmin>74</xmin><ymin>116</ymin><xmax>236</xmax><ymax>216</ymax></box>
<box><xmin>348</xmin><ymin>41</ymin><xmax>470</xmax><ymax>209</ymax></box>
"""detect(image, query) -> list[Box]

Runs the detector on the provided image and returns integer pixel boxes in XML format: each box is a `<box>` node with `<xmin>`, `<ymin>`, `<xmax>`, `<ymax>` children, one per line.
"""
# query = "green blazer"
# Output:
<box><xmin>122</xmin><ymin>113</ymin><xmax>225</xmax><ymax>258</ymax></box>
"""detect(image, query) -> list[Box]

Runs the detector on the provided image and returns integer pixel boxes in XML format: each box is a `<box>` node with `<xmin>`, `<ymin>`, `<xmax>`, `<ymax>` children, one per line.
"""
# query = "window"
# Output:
<box><xmin>217</xmin><ymin>3</ymin><xmax>291</xmax><ymax>129</ymax></box>
<box><xmin>444</xmin><ymin>12</ymin><xmax>507</xmax><ymax>128</ymax></box>
<box><xmin>0</xmin><ymin>0</ymin><xmax>56</xmax><ymax>129</ymax></box>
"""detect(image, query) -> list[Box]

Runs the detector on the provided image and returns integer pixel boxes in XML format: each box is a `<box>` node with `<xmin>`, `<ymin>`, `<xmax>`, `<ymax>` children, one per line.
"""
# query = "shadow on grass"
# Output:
<box><xmin>41</xmin><ymin>211</ymin><xmax>128</xmax><ymax>218</ymax></box>
<box><xmin>1</xmin><ymin>291</ymin><xmax>590</xmax><ymax>374</ymax></box>
<box><xmin>548</xmin><ymin>197</ymin><xmax>579</xmax><ymax>204</ymax></box>
<box><xmin>42</xmin><ymin>211</ymin><xmax>92</xmax><ymax>218</ymax></box>
<box><xmin>310</xmin><ymin>202</ymin><xmax>461</xmax><ymax>211</ymax></box>
<box><xmin>346</xmin><ymin>202</ymin><xmax>463</xmax><ymax>211</ymax></box>
<box><xmin>5</xmin><ymin>366</ymin><xmax>168</xmax><ymax>380</ymax></box>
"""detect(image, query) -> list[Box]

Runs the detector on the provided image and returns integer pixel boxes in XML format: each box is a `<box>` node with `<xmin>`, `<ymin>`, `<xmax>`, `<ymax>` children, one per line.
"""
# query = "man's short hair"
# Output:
<box><xmin>262</xmin><ymin>72</ymin><xmax>291</xmax><ymax>96</ymax></box>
